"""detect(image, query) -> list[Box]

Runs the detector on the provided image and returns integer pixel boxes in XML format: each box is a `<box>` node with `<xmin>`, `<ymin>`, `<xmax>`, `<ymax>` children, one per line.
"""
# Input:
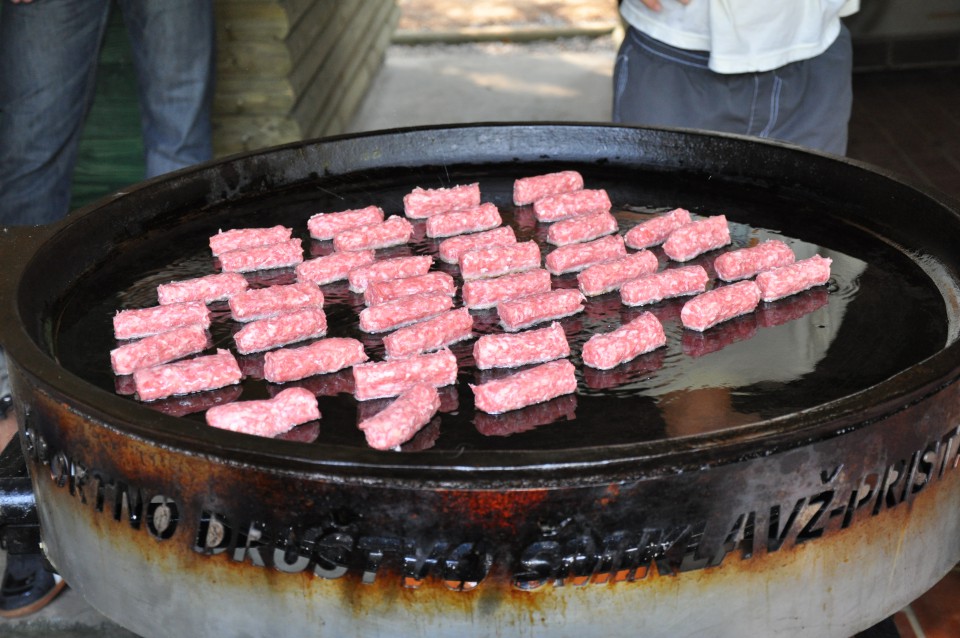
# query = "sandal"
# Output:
<box><xmin>0</xmin><ymin>553</ymin><xmax>68</xmax><ymax>619</ymax></box>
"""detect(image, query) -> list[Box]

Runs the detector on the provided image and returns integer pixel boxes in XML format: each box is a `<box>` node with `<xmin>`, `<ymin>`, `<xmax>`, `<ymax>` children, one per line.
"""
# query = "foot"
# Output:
<box><xmin>0</xmin><ymin>553</ymin><xmax>68</xmax><ymax>619</ymax></box>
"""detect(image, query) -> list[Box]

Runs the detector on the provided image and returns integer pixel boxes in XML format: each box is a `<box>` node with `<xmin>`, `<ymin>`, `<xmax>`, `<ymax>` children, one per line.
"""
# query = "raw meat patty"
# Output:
<box><xmin>459</xmin><ymin>241</ymin><xmax>541</xmax><ymax>280</ymax></box>
<box><xmin>352</xmin><ymin>349</ymin><xmax>458</xmax><ymax>401</ymax></box>
<box><xmin>437</xmin><ymin>225</ymin><xmax>516</xmax><ymax>264</ymax></box>
<box><xmin>498</xmin><ymin>289</ymin><xmax>585</xmax><ymax>331</ymax></box>
<box><xmin>263</xmin><ymin>337</ymin><xmax>368</xmax><ymax>383</ymax></box>
<box><xmin>403</xmin><ymin>183</ymin><xmax>481</xmax><ymax>219</ymax></box>
<box><xmin>133</xmin><ymin>349</ymin><xmax>242</xmax><ymax>402</ymax></box>
<box><xmin>662</xmin><ymin>215</ymin><xmax>731</xmax><ymax>262</ymax></box>
<box><xmin>332</xmin><ymin>215</ymin><xmax>413</xmax><ymax>252</ymax></box>
<box><xmin>157</xmin><ymin>272</ymin><xmax>249</xmax><ymax>305</ymax></box>
<box><xmin>296</xmin><ymin>250</ymin><xmax>376</xmax><ymax>286</ymax></box>
<box><xmin>113</xmin><ymin>301</ymin><xmax>211</xmax><ymax>340</ymax></box>
<box><xmin>472</xmin><ymin>321</ymin><xmax>570</xmax><ymax>369</ymax></box>
<box><xmin>209</xmin><ymin>225</ymin><xmax>291</xmax><ymax>256</ymax></box>
<box><xmin>307</xmin><ymin>205</ymin><xmax>385</xmax><ymax>240</ymax></box>
<box><xmin>233</xmin><ymin>306</ymin><xmax>328</xmax><ymax>354</ymax></box>
<box><xmin>205</xmin><ymin>387</ymin><xmax>320</xmax><ymax>438</ymax></box>
<box><xmin>228</xmin><ymin>281</ymin><xmax>324</xmax><ymax>322</ymax></box>
<box><xmin>713</xmin><ymin>239</ymin><xmax>796</xmax><ymax>282</ymax></box>
<box><xmin>533</xmin><ymin>189</ymin><xmax>612</xmax><ymax>222</ymax></box>
<box><xmin>581</xmin><ymin>312</ymin><xmax>666</xmax><ymax>370</ymax></box>
<box><xmin>358</xmin><ymin>384</ymin><xmax>440</xmax><ymax>451</ymax></box>
<box><xmin>425</xmin><ymin>202</ymin><xmax>501</xmax><ymax>238</ymax></box>
<box><xmin>471</xmin><ymin>359</ymin><xmax>577</xmax><ymax>414</ymax></box>
<box><xmin>681</xmin><ymin>280</ymin><xmax>762</xmax><ymax>331</ymax></box>
<box><xmin>358</xmin><ymin>292</ymin><xmax>453</xmax><ymax>333</ymax></box>
<box><xmin>461</xmin><ymin>268</ymin><xmax>552</xmax><ymax>310</ymax></box>
<box><xmin>383</xmin><ymin>307</ymin><xmax>474</xmax><ymax>358</ymax></box>
<box><xmin>623</xmin><ymin>208</ymin><xmax>692</xmax><ymax>250</ymax></box>
<box><xmin>110</xmin><ymin>323</ymin><xmax>210</xmax><ymax>375</ymax></box>
<box><xmin>218</xmin><ymin>238</ymin><xmax>303</xmax><ymax>273</ymax></box>
<box><xmin>545</xmin><ymin>234</ymin><xmax>626</xmax><ymax>275</ymax></box>
<box><xmin>577</xmin><ymin>250</ymin><xmax>659</xmax><ymax>297</ymax></box>
<box><xmin>364</xmin><ymin>271</ymin><xmax>456</xmax><ymax>306</ymax></box>
<box><xmin>513</xmin><ymin>170</ymin><xmax>584</xmax><ymax>206</ymax></box>
<box><xmin>347</xmin><ymin>255</ymin><xmax>433</xmax><ymax>293</ymax></box>
<box><xmin>620</xmin><ymin>265</ymin><xmax>711</xmax><ymax>307</ymax></box>
<box><xmin>756</xmin><ymin>255</ymin><xmax>833</xmax><ymax>301</ymax></box>
<box><xmin>546</xmin><ymin>210</ymin><xmax>618</xmax><ymax>246</ymax></box>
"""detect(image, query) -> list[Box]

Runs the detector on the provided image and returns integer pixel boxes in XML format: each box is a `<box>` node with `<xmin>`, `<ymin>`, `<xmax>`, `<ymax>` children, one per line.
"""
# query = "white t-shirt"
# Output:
<box><xmin>619</xmin><ymin>0</ymin><xmax>860</xmax><ymax>73</ymax></box>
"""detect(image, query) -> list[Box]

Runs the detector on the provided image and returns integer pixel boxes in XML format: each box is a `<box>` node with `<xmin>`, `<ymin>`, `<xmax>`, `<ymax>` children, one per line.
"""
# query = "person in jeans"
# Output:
<box><xmin>612</xmin><ymin>0</ymin><xmax>859</xmax><ymax>155</ymax></box>
<box><xmin>0</xmin><ymin>0</ymin><xmax>215</xmax><ymax>616</ymax></box>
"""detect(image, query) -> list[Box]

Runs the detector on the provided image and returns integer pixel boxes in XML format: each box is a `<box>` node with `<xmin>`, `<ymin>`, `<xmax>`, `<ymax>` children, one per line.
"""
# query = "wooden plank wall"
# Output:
<box><xmin>214</xmin><ymin>0</ymin><xmax>400</xmax><ymax>157</ymax></box>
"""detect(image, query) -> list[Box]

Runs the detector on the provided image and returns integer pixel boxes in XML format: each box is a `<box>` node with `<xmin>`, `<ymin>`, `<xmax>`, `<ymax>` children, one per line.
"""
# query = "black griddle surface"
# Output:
<box><xmin>53</xmin><ymin>163</ymin><xmax>948</xmax><ymax>452</ymax></box>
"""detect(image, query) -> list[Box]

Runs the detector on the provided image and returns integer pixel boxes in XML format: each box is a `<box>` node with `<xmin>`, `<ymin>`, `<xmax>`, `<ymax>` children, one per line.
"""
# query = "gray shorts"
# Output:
<box><xmin>612</xmin><ymin>25</ymin><xmax>853</xmax><ymax>155</ymax></box>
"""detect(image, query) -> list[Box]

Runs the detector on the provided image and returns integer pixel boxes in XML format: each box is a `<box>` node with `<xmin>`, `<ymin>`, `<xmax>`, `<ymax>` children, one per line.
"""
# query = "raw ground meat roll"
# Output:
<box><xmin>545</xmin><ymin>234</ymin><xmax>626</xmax><ymax>275</ymax></box>
<box><xmin>262</xmin><ymin>337</ymin><xmax>368</xmax><ymax>383</ymax></box>
<box><xmin>437</xmin><ymin>225</ymin><xmax>517</xmax><ymax>264</ymax></box>
<box><xmin>425</xmin><ymin>202</ymin><xmax>501</xmax><ymax>238</ymax></box>
<box><xmin>498</xmin><ymin>289</ymin><xmax>585</xmax><ymax>331</ymax></box>
<box><xmin>581</xmin><ymin>312</ymin><xmax>666</xmax><ymax>370</ymax></box>
<box><xmin>347</xmin><ymin>255</ymin><xmax>433</xmax><ymax>293</ymax></box>
<box><xmin>662</xmin><ymin>215</ymin><xmax>731</xmax><ymax>262</ymax></box>
<box><xmin>472</xmin><ymin>321</ymin><xmax>570</xmax><ymax>369</ymax></box>
<box><xmin>382</xmin><ymin>307</ymin><xmax>474</xmax><ymax>358</ymax></box>
<box><xmin>623</xmin><ymin>208</ymin><xmax>692</xmax><ymax>250</ymax></box>
<box><xmin>364</xmin><ymin>271</ymin><xmax>456</xmax><ymax>306</ymax></box>
<box><xmin>233</xmin><ymin>306</ymin><xmax>328</xmax><ymax>354</ymax></box>
<box><xmin>219</xmin><ymin>238</ymin><xmax>303</xmax><ymax>273</ymax></box>
<box><xmin>471</xmin><ymin>359</ymin><xmax>577</xmax><ymax>414</ymax></box>
<box><xmin>713</xmin><ymin>239</ymin><xmax>796</xmax><ymax>282</ymax></box>
<box><xmin>756</xmin><ymin>255</ymin><xmax>833</xmax><ymax>301</ymax></box>
<box><xmin>113</xmin><ymin>301</ymin><xmax>211</xmax><ymax>340</ymax></box>
<box><xmin>577</xmin><ymin>250</ymin><xmax>659</xmax><ymax>297</ymax></box>
<box><xmin>459</xmin><ymin>241</ymin><xmax>541</xmax><ymax>280</ymax></box>
<box><xmin>358</xmin><ymin>383</ymin><xmax>441</xmax><ymax>451</ymax></box>
<box><xmin>403</xmin><ymin>183</ymin><xmax>481</xmax><ymax>219</ymax></box>
<box><xmin>209</xmin><ymin>225</ymin><xmax>292</xmax><ymax>256</ymax></box>
<box><xmin>546</xmin><ymin>210</ymin><xmax>618</xmax><ymax>246</ymax></box>
<box><xmin>332</xmin><ymin>215</ymin><xmax>413</xmax><ymax>252</ymax></box>
<box><xmin>205</xmin><ymin>387</ymin><xmax>320</xmax><ymax>438</ymax></box>
<box><xmin>157</xmin><ymin>272</ymin><xmax>249</xmax><ymax>305</ymax></box>
<box><xmin>681</xmin><ymin>280</ymin><xmax>762</xmax><ymax>331</ymax></box>
<box><xmin>353</xmin><ymin>349</ymin><xmax>458</xmax><ymax>401</ymax></box>
<box><xmin>461</xmin><ymin>268</ymin><xmax>552</xmax><ymax>310</ymax></box>
<box><xmin>296</xmin><ymin>250</ymin><xmax>376</xmax><ymax>286</ymax></box>
<box><xmin>358</xmin><ymin>292</ymin><xmax>453</xmax><ymax>333</ymax></box>
<box><xmin>620</xmin><ymin>265</ymin><xmax>711</xmax><ymax>307</ymax></box>
<box><xmin>513</xmin><ymin>170</ymin><xmax>584</xmax><ymax>206</ymax></box>
<box><xmin>533</xmin><ymin>188</ymin><xmax>612</xmax><ymax>222</ymax></box>
<box><xmin>133</xmin><ymin>349</ymin><xmax>242</xmax><ymax>402</ymax></box>
<box><xmin>228</xmin><ymin>281</ymin><xmax>324</xmax><ymax>322</ymax></box>
<box><xmin>110</xmin><ymin>323</ymin><xmax>210</xmax><ymax>375</ymax></box>
<box><xmin>307</xmin><ymin>205</ymin><xmax>385</xmax><ymax>240</ymax></box>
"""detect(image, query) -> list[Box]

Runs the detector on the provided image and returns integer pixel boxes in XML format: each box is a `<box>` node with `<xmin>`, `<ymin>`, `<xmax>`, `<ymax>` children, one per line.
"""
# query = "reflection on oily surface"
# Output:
<box><xmin>758</xmin><ymin>288</ymin><xmax>830</xmax><ymax>329</ymax></box>
<box><xmin>582</xmin><ymin>348</ymin><xmax>665</xmax><ymax>390</ymax></box>
<box><xmin>146</xmin><ymin>385</ymin><xmax>244</xmax><ymax>418</ymax></box>
<box><xmin>660</xmin><ymin>386</ymin><xmax>761</xmax><ymax>438</ymax></box>
<box><xmin>474</xmin><ymin>394</ymin><xmax>578</xmax><ymax>437</ymax></box>
<box><xmin>682</xmin><ymin>314</ymin><xmax>759</xmax><ymax>359</ymax></box>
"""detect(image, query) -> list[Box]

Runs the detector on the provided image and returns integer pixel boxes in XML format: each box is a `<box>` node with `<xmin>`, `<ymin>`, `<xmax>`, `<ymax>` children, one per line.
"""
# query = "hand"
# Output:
<box><xmin>640</xmin><ymin>0</ymin><xmax>691</xmax><ymax>10</ymax></box>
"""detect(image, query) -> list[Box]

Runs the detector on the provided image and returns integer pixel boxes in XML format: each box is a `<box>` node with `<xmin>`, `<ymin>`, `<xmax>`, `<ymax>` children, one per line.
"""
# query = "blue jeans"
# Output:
<box><xmin>612</xmin><ymin>25</ymin><xmax>853</xmax><ymax>156</ymax></box>
<box><xmin>0</xmin><ymin>0</ymin><xmax>215</xmax><ymax>226</ymax></box>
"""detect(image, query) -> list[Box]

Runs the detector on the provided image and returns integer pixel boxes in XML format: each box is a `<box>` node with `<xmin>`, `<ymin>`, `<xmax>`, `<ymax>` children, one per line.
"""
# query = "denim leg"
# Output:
<box><xmin>0</xmin><ymin>0</ymin><xmax>112</xmax><ymax>226</ymax></box>
<box><xmin>117</xmin><ymin>0</ymin><xmax>215</xmax><ymax>178</ymax></box>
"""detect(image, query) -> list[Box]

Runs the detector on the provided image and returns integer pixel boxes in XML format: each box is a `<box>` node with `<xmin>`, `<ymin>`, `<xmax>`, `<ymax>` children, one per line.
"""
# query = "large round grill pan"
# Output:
<box><xmin>1</xmin><ymin>124</ymin><xmax>959</xmax><ymax>637</ymax></box>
